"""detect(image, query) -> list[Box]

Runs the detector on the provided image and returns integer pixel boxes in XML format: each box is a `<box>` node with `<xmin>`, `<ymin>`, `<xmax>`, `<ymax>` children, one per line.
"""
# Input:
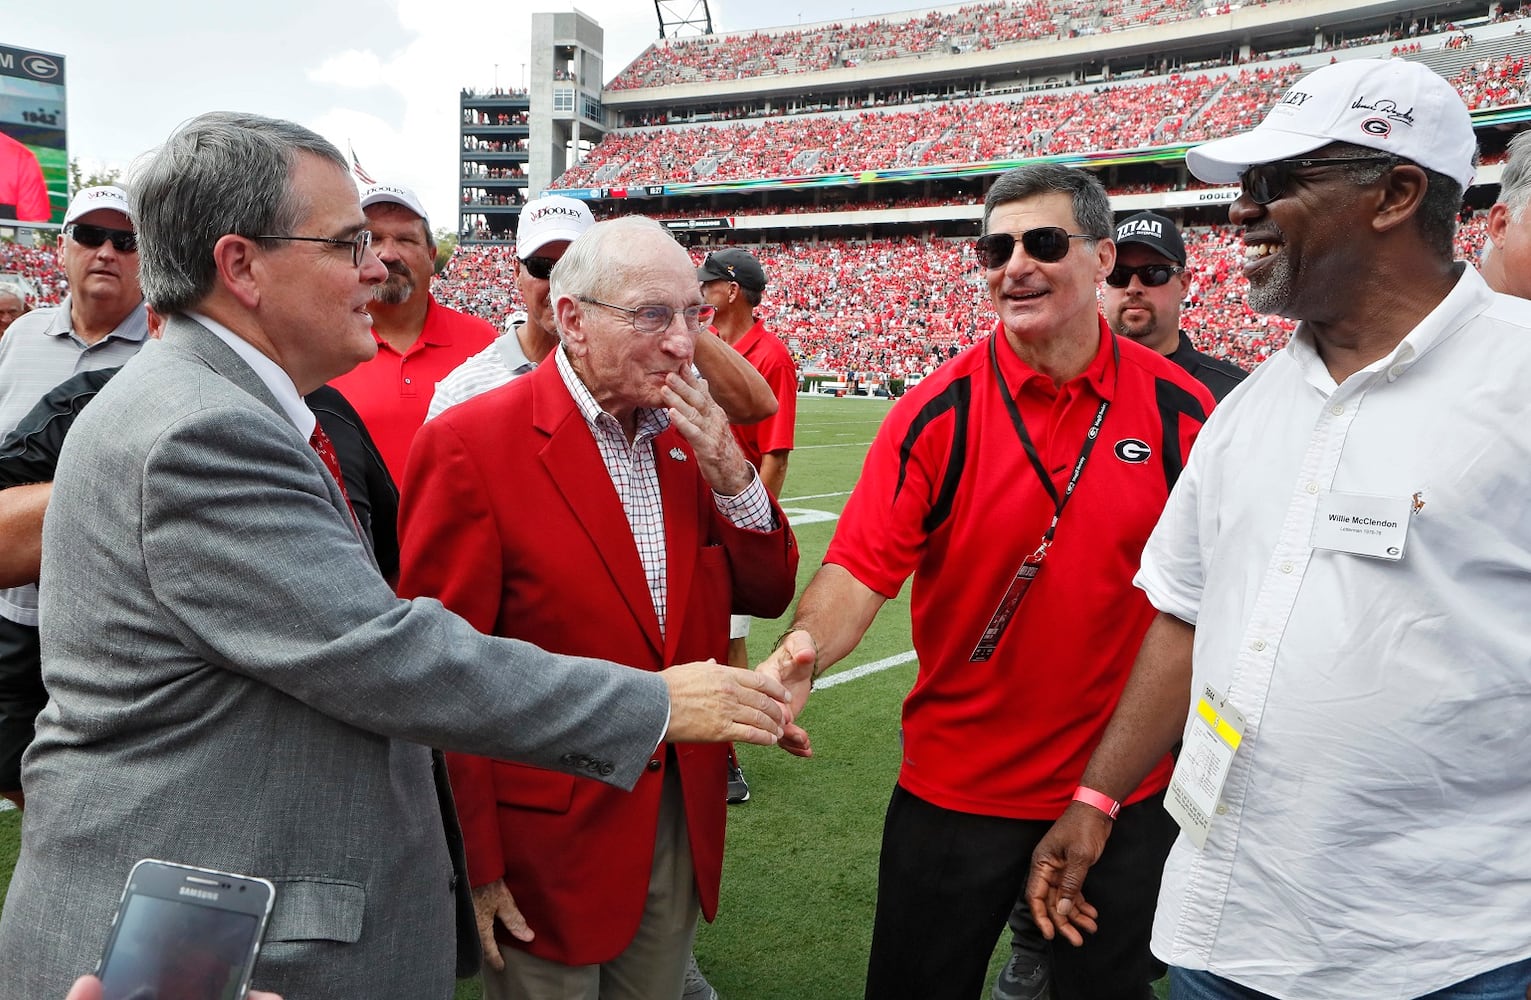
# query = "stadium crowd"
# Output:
<box><xmin>552</xmin><ymin>51</ymin><xmax>1531</xmax><ymax>189</ymax></box>
<box><xmin>607</xmin><ymin>0</ymin><xmax>1282</xmax><ymax>91</ymax></box>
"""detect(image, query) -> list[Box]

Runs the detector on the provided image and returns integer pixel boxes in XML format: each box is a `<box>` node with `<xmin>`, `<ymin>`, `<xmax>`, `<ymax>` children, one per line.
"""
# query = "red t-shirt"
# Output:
<box><xmin>329</xmin><ymin>295</ymin><xmax>496</xmax><ymax>483</ymax></box>
<box><xmin>725</xmin><ymin>320</ymin><xmax>796</xmax><ymax>467</ymax></box>
<box><xmin>826</xmin><ymin>318</ymin><xmax>1214</xmax><ymax>820</ymax></box>
<box><xmin>0</xmin><ymin>132</ymin><xmax>49</xmax><ymax>223</ymax></box>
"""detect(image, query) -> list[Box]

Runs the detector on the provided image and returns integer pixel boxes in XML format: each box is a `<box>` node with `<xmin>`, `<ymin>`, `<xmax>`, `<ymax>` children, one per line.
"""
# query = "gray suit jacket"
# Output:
<box><xmin>0</xmin><ymin>318</ymin><xmax>671</xmax><ymax>1000</ymax></box>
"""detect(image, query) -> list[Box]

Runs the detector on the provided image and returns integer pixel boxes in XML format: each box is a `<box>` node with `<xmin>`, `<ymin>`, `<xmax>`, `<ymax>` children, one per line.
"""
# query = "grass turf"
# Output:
<box><xmin>2</xmin><ymin>395</ymin><xmax>1166</xmax><ymax>999</ymax></box>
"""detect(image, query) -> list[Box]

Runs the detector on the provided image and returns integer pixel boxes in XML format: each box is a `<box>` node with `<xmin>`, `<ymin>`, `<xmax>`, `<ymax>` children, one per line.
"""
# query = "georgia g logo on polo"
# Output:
<box><xmin>1114</xmin><ymin>438</ymin><xmax>1152</xmax><ymax>463</ymax></box>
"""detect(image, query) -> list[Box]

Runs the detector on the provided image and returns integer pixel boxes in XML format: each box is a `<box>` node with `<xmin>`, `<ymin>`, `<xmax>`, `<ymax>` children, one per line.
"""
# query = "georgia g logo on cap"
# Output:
<box><xmin>1361</xmin><ymin>117</ymin><xmax>1392</xmax><ymax>137</ymax></box>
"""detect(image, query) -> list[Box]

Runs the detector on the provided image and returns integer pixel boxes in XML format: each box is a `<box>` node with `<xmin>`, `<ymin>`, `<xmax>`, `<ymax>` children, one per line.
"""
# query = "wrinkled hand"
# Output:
<box><xmin>662</xmin><ymin>368</ymin><xmax>752</xmax><ymax>496</ymax></box>
<box><xmin>65</xmin><ymin>975</ymin><xmax>282</xmax><ymax>1000</ymax></box>
<box><xmin>661</xmin><ymin>659</ymin><xmax>790</xmax><ymax>746</ymax></box>
<box><xmin>472</xmin><ymin>878</ymin><xmax>533</xmax><ymax>971</ymax></box>
<box><xmin>1024</xmin><ymin>803</ymin><xmax>1110</xmax><ymax>946</ymax></box>
<box><xmin>756</xmin><ymin>629</ymin><xmax>819</xmax><ymax>758</ymax></box>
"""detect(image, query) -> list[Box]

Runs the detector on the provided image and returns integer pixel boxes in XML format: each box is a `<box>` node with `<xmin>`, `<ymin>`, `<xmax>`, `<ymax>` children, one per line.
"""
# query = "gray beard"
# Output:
<box><xmin>372</xmin><ymin>275</ymin><xmax>414</xmax><ymax>305</ymax></box>
<box><xmin>1246</xmin><ymin>255</ymin><xmax>1294</xmax><ymax>316</ymax></box>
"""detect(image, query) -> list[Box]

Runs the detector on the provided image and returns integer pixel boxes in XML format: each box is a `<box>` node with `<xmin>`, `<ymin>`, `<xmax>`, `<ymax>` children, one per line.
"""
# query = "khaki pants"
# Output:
<box><xmin>483</xmin><ymin>764</ymin><xmax>700</xmax><ymax>1000</ymax></box>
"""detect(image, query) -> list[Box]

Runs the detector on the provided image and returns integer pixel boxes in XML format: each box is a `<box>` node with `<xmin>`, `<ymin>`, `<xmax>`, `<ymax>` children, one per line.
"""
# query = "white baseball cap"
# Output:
<box><xmin>517</xmin><ymin>195</ymin><xmax>594</xmax><ymax>258</ymax></box>
<box><xmin>360</xmin><ymin>183</ymin><xmax>429</xmax><ymax>227</ymax></box>
<box><xmin>64</xmin><ymin>185</ymin><xmax>132</xmax><ymax>225</ymax></box>
<box><xmin>1186</xmin><ymin>59</ymin><xmax>1477</xmax><ymax>193</ymax></box>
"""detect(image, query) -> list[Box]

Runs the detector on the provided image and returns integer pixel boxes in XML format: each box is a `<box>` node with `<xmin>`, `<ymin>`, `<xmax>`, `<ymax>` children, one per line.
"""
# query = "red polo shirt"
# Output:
<box><xmin>725</xmin><ymin>320</ymin><xmax>796</xmax><ymax>467</ymax></box>
<box><xmin>330</xmin><ymin>295</ymin><xmax>496</xmax><ymax>483</ymax></box>
<box><xmin>825</xmin><ymin>318</ymin><xmax>1214</xmax><ymax>820</ymax></box>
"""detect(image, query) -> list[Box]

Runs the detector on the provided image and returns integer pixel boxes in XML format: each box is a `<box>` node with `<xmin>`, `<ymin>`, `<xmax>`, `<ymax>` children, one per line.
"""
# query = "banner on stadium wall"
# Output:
<box><xmin>663</xmin><ymin>217</ymin><xmax>734</xmax><ymax>231</ymax></box>
<box><xmin>0</xmin><ymin>44</ymin><xmax>66</xmax><ymax>226</ymax></box>
<box><xmin>1163</xmin><ymin>187</ymin><xmax>1240</xmax><ymax>208</ymax></box>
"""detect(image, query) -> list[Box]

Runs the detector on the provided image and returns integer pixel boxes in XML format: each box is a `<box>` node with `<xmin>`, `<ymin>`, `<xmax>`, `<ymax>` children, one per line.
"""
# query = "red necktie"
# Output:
<box><xmin>308</xmin><ymin>424</ymin><xmax>358</xmax><ymax>523</ymax></box>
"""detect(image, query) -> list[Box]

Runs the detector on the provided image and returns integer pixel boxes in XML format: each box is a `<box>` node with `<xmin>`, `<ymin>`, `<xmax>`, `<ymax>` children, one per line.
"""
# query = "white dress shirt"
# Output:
<box><xmin>1137</xmin><ymin>266</ymin><xmax>1531</xmax><ymax>999</ymax></box>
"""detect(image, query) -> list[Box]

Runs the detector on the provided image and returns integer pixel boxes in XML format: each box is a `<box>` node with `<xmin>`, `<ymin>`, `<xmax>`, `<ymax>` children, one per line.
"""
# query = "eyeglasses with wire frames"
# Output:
<box><xmin>1105</xmin><ymin>263</ymin><xmax>1185</xmax><ymax>288</ymax></box>
<box><xmin>1238</xmin><ymin>155</ymin><xmax>1399</xmax><ymax>206</ymax></box>
<box><xmin>520</xmin><ymin>255</ymin><xmax>557</xmax><ymax>280</ymax></box>
<box><xmin>975</xmin><ymin>227</ymin><xmax>1096</xmax><ymax>270</ymax></box>
<box><xmin>578</xmin><ymin>297</ymin><xmax>717</xmax><ymax>335</ymax></box>
<box><xmin>64</xmin><ymin>223</ymin><xmax>138</xmax><ymax>254</ymax></box>
<box><xmin>255</xmin><ymin>230</ymin><xmax>374</xmax><ymax>267</ymax></box>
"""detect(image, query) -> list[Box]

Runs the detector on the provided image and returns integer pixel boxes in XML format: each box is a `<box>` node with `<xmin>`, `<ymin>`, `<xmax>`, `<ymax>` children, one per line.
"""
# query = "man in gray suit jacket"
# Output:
<box><xmin>0</xmin><ymin>112</ymin><xmax>793</xmax><ymax>1000</ymax></box>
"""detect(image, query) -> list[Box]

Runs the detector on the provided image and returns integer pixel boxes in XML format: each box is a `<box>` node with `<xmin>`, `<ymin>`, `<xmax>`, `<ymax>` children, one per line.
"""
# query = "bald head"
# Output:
<box><xmin>0</xmin><ymin>288</ymin><xmax>26</xmax><ymax>335</ymax></box>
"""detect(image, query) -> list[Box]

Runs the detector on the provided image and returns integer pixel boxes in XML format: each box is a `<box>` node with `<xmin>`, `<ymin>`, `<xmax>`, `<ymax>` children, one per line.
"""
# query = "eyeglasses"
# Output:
<box><xmin>1238</xmin><ymin>155</ymin><xmax>1398</xmax><ymax>206</ymax></box>
<box><xmin>520</xmin><ymin>255</ymin><xmax>557</xmax><ymax>280</ymax></box>
<box><xmin>65</xmin><ymin>223</ymin><xmax>138</xmax><ymax>253</ymax></box>
<box><xmin>578</xmin><ymin>297</ymin><xmax>716</xmax><ymax>335</ymax></box>
<box><xmin>255</xmin><ymin>230</ymin><xmax>373</xmax><ymax>267</ymax></box>
<box><xmin>975</xmin><ymin>228</ymin><xmax>1095</xmax><ymax>269</ymax></box>
<box><xmin>1105</xmin><ymin>263</ymin><xmax>1185</xmax><ymax>288</ymax></box>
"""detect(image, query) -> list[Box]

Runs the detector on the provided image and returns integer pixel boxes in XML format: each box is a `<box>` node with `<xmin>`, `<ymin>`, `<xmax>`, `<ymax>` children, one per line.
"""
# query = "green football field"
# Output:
<box><xmin>0</xmin><ymin>394</ymin><xmax>1166</xmax><ymax>998</ymax></box>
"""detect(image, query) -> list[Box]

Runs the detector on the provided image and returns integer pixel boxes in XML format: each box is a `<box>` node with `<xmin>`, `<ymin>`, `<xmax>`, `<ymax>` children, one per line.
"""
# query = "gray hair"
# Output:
<box><xmin>982</xmin><ymin>164</ymin><xmax>1113</xmax><ymax>240</ymax></box>
<box><xmin>1327</xmin><ymin>142</ymin><xmax>1465</xmax><ymax>261</ymax></box>
<box><xmin>549</xmin><ymin>215</ymin><xmax>676</xmax><ymax>328</ymax></box>
<box><xmin>1496</xmin><ymin>130</ymin><xmax>1531</xmax><ymax>221</ymax></box>
<box><xmin>129</xmin><ymin>112</ymin><xmax>347</xmax><ymax>314</ymax></box>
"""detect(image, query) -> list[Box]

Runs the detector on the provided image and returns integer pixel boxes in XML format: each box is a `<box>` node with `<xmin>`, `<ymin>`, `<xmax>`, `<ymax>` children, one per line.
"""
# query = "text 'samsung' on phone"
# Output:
<box><xmin>96</xmin><ymin>858</ymin><xmax>276</xmax><ymax>1000</ymax></box>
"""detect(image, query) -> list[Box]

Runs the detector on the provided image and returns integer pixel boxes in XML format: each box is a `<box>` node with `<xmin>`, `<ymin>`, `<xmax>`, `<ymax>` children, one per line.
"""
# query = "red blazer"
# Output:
<box><xmin>397</xmin><ymin>358</ymin><xmax>798</xmax><ymax>966</ymax></box>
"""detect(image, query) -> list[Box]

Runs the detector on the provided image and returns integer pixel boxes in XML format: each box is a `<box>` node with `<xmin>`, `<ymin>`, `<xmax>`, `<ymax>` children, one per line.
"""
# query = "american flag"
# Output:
<box><xmin>349</xmin><ymin>143</ymin><xmax>376</xmax><ymax>186</ymax></box>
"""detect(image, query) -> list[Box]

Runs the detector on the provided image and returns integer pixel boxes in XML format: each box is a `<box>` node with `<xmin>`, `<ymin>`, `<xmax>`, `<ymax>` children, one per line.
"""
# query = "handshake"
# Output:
<box><xmin>659</xmin><ymin>643</ymin><xmax>816</xmax><ymax>754</ymax></box>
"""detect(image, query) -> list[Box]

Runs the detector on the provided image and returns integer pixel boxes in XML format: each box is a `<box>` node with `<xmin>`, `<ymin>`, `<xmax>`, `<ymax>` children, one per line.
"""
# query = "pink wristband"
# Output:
<box><xmin>1072</xmin><ymin>785</ymin><xmax>1121</xmax><ymax>820</ymax></box>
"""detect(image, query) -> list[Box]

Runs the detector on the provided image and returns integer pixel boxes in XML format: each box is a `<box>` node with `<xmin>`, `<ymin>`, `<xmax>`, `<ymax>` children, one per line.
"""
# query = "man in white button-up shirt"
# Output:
<box><xmin>1026</xmin><ymin>59</ymin><xmax>1531</xmax><ymax>1000</ymax></box>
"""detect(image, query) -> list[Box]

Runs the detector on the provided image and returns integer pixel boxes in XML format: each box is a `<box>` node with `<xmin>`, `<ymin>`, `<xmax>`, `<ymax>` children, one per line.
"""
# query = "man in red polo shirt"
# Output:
<box><xmin>330</xmin><ymin>183</ymin><xmax>496</xmax><ymax>481</ymax></box>
<box><xmin>759</xmin><ymin>164</ymin><xmax>1214</xmax><ymax>1000</ymax></box>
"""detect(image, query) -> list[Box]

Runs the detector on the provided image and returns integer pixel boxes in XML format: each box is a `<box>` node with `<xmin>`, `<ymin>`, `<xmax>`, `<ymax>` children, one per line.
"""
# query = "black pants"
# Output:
<box><xmin>864</xmin><ymin>783</ymin><xmax>1177</xmax><ymax>1000</ymax></box>
<box><xmin>0</xmin><ymin>615</ymin><xmax>44</xmax><ymax>793</ymax></box>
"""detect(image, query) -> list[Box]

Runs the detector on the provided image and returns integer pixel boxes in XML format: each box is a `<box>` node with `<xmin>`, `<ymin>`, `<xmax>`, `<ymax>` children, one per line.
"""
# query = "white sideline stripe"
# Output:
<box><xmin>794</xmin><ymin>442</ymin><xmax>870</xmax><ymax>451</ymax></box>
<box><xmin>780</xmin><ymin>490</ymin><xmax>850</xmax><ymax>503</ymax></box>
<box><xmin>0</xmin><ymin>799</ymin><xmax>13</xmax><ymax>813</ymax></box>
<box><xmin>814</xmin><ymin>649</ymin><xmax>917</xmax><ymax>689</ymax></box>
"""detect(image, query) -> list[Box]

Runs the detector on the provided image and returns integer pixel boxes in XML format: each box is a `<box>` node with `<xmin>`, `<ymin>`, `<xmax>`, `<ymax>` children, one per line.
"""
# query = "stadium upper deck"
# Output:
<box><xmin>539</xmin><ymin>0</ymin><xmax>1529</xmax><ymax>242</ymax></box>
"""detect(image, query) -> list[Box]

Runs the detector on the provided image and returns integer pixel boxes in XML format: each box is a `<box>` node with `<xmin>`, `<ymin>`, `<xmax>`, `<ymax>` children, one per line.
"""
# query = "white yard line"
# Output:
<box><xmin>814</xmin><ymin>649</ymin><xmax>917</xmax><ymax>689</ymax></box>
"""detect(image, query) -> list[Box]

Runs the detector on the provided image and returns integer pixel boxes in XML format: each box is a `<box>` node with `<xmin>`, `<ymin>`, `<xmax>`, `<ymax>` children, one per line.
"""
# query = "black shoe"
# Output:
<box><xmin>992</xmin><ymin>950</ymin><xmax>1049</xmax><ymax>1000</ymax></box>
<box><xmin>726</xmin><ymin>759</ymin><xmax>750</xmax><ymax>804</ymax></box>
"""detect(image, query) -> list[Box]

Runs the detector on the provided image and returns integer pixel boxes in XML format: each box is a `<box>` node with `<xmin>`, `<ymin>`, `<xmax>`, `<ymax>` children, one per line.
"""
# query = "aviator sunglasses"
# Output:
<box><xmin>975</xmin><ymin>227</ymin><xmax>1094</xmax><ymax>269</ymax></box>
<box><xmin>65</xmin><ymin>223</ymin><xmax>138</xmax><ymax>254</ymax></box>
<box><xmin>1239</xmin><ymin>155</ymin><xmax>1398</xmax><ymax>206</ymax></box>
<box><xmin>1105</xmin><ymin>263</ymin><xmax>1185</xmax><ymax>288</ymax></box>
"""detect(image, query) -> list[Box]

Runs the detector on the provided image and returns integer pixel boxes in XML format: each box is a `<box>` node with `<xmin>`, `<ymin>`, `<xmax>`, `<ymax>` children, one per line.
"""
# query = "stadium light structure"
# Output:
<box><xmin>655</xmin><ymin>0</ymin><xmax>713</xmax><ymax>39</ymax></box>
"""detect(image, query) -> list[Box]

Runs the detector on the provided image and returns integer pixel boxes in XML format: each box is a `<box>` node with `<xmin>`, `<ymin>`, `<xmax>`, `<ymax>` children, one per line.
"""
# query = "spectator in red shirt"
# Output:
<box><xmin>0</xmin><ymin>132</ymin><xmax>49</xmax><ymax>223</ymax></box>
<box><xmin>329</xmin><ymin>183</ymin><xmax>496</xmax><ymax>482</ymax></box>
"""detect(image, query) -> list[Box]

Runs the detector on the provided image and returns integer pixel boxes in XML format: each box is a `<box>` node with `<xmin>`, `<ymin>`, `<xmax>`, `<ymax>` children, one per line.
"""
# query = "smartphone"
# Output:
<box><xmin>95</xmin><ymin>859</ymin><xmax>276</xmax><ymax>1000</ymax></box>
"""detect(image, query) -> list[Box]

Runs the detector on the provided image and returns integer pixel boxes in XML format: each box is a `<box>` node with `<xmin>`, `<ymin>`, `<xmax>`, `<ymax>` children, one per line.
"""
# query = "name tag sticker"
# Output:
<box><xmin>1165</xmin><ymin>684</ymin><xmax>1246</xmax><ymax>849</ymax></box>
<box><xmin>1311</xmin><ymin>491</ymin><xmax>1412</xmax><ymax>560</ymax></box>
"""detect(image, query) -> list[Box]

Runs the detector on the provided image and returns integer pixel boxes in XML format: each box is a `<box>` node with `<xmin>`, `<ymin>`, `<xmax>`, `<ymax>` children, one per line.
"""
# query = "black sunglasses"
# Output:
<box><xmin>975</xmin><ymin>227</ymin><xmax>1095</xmax><ymax>269</ymax></box>
<box><xmin>520</xmin><ymin>255</ymin><xmax>557</xmax><ymax>280</ymax></box>
<box><xmin>65</xmin><ymin>223</ymin><xmax>138</xmax><ymax>253</ymax></box>
<box><xmin>1105</xmin><ymin>263</ymin><xmax>1185</xmax><ymax>288</ymax></box>
<box><xmin>1239</xmin><ymin>155</ymin><xmax>1398</xmax><ymax>206</ymax></box>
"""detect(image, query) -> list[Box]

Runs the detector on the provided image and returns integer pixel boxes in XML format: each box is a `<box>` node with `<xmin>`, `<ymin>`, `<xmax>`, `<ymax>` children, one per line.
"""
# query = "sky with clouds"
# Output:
<box><xmin>8</xmin><ymin>0</ymin><xmax>931</xmax><ymax>230</ymax></box>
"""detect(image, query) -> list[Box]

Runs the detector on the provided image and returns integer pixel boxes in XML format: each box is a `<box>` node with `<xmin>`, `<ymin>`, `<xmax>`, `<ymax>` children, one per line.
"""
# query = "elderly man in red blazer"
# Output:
<box><xmin>398</xmin><ymin>215</ymin><xmax>798</xmax><ymax>1000</ymax></box>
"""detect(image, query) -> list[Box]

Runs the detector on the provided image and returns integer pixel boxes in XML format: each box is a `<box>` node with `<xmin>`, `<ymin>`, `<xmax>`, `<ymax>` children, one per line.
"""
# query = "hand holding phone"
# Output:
<box><xmin>65</xmin><ymin>975</ymin><xmax>283</xmax><ymax>1000</ymax></box>
<box><xmin>95</xmin><ymin>859</ymin><xmax>276</xmax><ymax>1000</ymax></box>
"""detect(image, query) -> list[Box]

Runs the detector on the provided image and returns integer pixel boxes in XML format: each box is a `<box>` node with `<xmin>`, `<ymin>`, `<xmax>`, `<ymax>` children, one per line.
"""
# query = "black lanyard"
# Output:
<box><xmin>989</xmin><ymin>331</ymin><xmax>1117</xmax><ymax>560</ymax></box>
<box><xmin>970</xmin><ymin>333</ymin><xmax>1117</xmax><ymax>662</ymax></box>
